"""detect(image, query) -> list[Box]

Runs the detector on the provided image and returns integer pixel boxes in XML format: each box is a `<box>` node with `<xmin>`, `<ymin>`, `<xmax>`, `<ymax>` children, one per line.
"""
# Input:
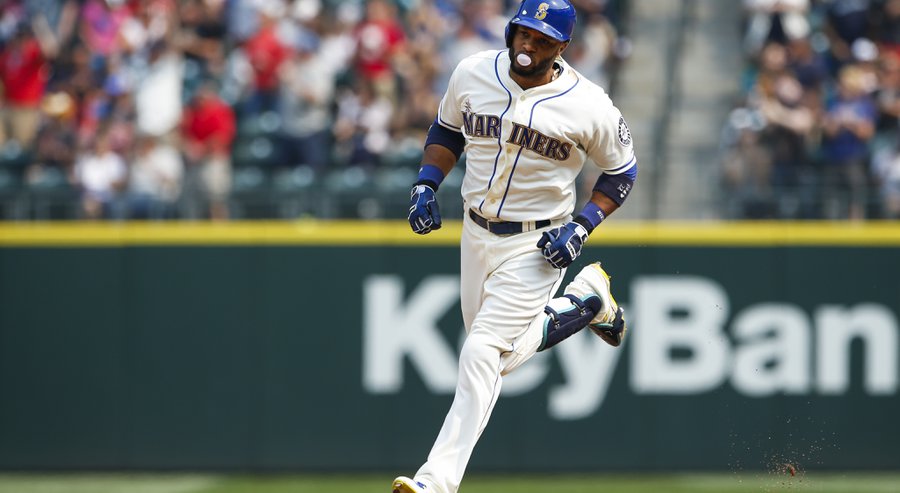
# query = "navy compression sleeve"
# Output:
<box><xmin>424</xmin><ymin>121</ymin><xmax>465</xmax><ymax>160</ymax></box>
<box><xmin>593</xmin><ymin>163</ymin><xmax>637</xmax><ymax>206</ymax></box>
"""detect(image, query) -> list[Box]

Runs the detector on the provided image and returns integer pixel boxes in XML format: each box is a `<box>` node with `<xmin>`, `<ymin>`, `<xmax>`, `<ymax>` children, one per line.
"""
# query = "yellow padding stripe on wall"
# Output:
<box><xmin>2</xmin><ymin>220</ymin><xmax>900</xmax><ymax>247</ymax></box>
<box><xmin>0</xmin><ymin>221</ymin><xmax>456</xmax><ymax>247</ymax></box>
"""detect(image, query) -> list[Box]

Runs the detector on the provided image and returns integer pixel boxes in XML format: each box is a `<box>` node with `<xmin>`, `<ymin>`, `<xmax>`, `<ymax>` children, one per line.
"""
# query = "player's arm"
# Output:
<box><xmin>569</xmin><ymin>105</ymin><xmax>637</xmax><ymax>233</ymax></box>
<box><xmin>419</xmin><ymin>120</ymin><xmax>466</xmax><ymax>185</ymax></box>
<box><xmin>571</xmin><ymin>162</ymin><xmax>637</xmax><ymax>233</ymax></box>
<box><xmin>584</xmin><ymin>191</ymin><xmax>619</xmax><ymax>218</ymax></box>
<box><xmin>537</xmin><ymin>165</ymin><xmax>636</xmax><ymax>269</ymax></box>
<box><xmin>408</xmin><ymin>122</ymin><xmax>466</xmax><ymax>235</ymax></box>
<box><xmin>420</xmin><ymin>144</ymin><xmax>458</xmax><ymax>180</ymax></box>
<box><xmin>538</xmin><ymin>103</ymin><xmax>637</xmax><ymax>269</ymax></box>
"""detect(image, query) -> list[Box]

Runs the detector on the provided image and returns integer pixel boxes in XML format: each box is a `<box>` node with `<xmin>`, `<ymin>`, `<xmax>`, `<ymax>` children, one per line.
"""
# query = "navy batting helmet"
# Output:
<box><xmin>505</xmin><ymin>0</ymin><xmax>577</xmax><ymax>48</ymax></box>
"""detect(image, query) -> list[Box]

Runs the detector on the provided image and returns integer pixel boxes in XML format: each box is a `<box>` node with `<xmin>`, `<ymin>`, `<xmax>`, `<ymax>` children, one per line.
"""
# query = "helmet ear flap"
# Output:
<box><xmin>505</xmin><ymin>23</ymin><xmax>515</xmax><ymax>48</ymax></box>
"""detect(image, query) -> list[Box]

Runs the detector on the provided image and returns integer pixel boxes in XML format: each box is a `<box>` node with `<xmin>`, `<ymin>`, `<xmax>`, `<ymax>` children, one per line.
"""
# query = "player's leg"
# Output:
<box><xmin>394</xmin><ymin>215</ymin><xmax>495</xmax><ymax>493</ymax></box>
<box><xmin>502</xmin><ymin>261</ymin><xmax>627</xmax><ymax>375</ymax></box>
<box><xmin>410</xmin><ymin>220</ymin><xmax>564</xmax><ymax>493</ymax></box>
<box><xmin>458</xmin><ymin>215</ymin><xmax>488</xmax><ymax>334</ymax></box>
<box><xmin>412</xmin><ymin>326</ymin><xmax>507</xmax><ymax>493</ymax></box>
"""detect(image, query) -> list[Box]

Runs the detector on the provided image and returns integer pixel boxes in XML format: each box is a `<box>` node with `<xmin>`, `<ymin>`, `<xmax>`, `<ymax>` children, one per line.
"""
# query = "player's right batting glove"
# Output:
<box><xmin>408</xmin><ymin>184</ymin><xmax>442</xmax><ymax>234</ymax></box>
<box><xmin>537</xmin><ymin>222</ymin><xmax>589</xmax><ymax>269</ymax></box>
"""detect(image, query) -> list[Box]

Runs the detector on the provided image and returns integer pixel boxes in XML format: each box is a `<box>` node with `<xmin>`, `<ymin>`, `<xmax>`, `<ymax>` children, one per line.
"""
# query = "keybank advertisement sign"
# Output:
<box><xmin>3</xmin><ymin>234</ymin><xmax>900</xmax><ymax>470</ymax></box>
<box><xmin>363</xmin><ymin>274</ymin><xmax>899</xmax><ymax>420</ymax></box>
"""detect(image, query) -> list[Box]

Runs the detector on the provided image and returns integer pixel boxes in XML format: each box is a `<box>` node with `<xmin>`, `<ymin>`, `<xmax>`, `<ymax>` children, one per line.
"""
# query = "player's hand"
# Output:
<box><xmin>408</xmin><ymin>184</ymin><xmax>442</xmax><ymax>234</ymax></box>
<box><xmin>536</xmin><ymin>222</ymin><xmax>589</xmax><ymax>269</ymax></box>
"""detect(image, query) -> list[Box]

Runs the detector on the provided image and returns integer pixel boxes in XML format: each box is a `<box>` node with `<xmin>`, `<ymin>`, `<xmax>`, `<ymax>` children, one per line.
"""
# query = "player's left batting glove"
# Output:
<box><xmin>537</xmin><ymin>222</ymin><xmax>589</xmax><ymax>269</ymax></box>
<box><xmin>408</xmin><ymin>184</ymin><xmax>442</xmax><ymax>234</ymax></box>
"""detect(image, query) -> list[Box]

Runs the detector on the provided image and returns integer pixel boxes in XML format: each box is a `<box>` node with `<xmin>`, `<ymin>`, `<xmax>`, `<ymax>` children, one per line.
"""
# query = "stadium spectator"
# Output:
<box><xmin>181</xmin><ymin>80</ymin><xmax>236</xmax><ymax>220</ymax></box>
<box><xmin>76</xmin><ymin>86</ymin><xmax>114</xmax><ymax>146</ymax></box>
<box><xmin>849</xmin><ymin>37</ymin><xmax>881</xmax><ymax>94</ymax></box>
<box><xmin>352</xmin><ymin>0</ymin><xmax>407</xmax><ymax>101</ymax></box>
<box><xmin>25</xmin><ymin>91</ymin><xmax>78</xmax><ymax>188</ymax></box>
<box><xmin>315</xmin><ymin>4</ymin><xmax>357</xmax><ymax>82</ymax></box>
<box><xmin>439</xmin><ymin>0</ymin><xmax>499</xmax><ymax>81</ymax></box>
<box><xmin>24</xmin><ymin>0</ymin><xmax>79</xmax><ymax>51</ymax></box>
<box><xmin>872</xmin><ymin>0</ymin><xmax>900</xmax><ymax>56</ymax></box>
<box><xmin>742</xmin><ymin>0</ymin><xmax>810</xmax><ymax>57</ymax></box>
<box><xmin>568</xmin><ymin>4</ymin><xmax>623</xmax><ymax>90</ymax></box>
<box><xmin>820</xmin><ymin>65</ymin><xmax>877</xmax><ymax>219</ymax></box>
<box><xmin>332</xmin><ymin>78</ymin><xmax>393</xmax><ymax>168</ymax></box>
<box><xmin>392</xmin><ymin>2</ymin><xmax>444</xmax><ymax>133</ymax></box>
<box><xmin>753</xmin><ymin>41</ymin><xmax>792</xmax><ymax>96</ymax></box>
<box><xmin>102</xmin><ymin>74</ymin><xmax>137</xmax><ymax>155</ymax></box>
<box><xmin>134</xmin><ymin>40</ymin><xmax>184</xmax><ymax>137</ymax></box>
<box><xmin>51</xmin><ymin>40</ymin><xmax>97</xmax><ymax>101</ymax></box>
<box><xmin>177</xmin><ymin>0</ymin><xmax>229</xmax><ymax>97</ymax></box>
<box><xmin>78</xmin><ymin>0</ymin><xmax>132</xmax><ymax>65</ymax></box>
<box><xmin>875</xmin><ymin>52</ymin><xmax>900</xmax><ymax>139</ymax></box>
<box><xmin>241</xmin><ymin>0</ymin><xmax>291</xmax><ymax>115</ymax></box>
<box><xmin>119</xmin><ymin>0</ymin><xmax>177</xmax><ymax>57</ymax></box>
<box><xmin>278</xmin><ymin>37</ymin><xmax>334</xmax><ymax>170</ymax></box>
<box><xmin>0</xmin><ymin>22</ymin><xmax>55</xmax><ymax>149</ymax></box>
<box><xmin>722</xmin><ymin>116</ymin><xmax>775</xmax><ymax>218</ymax></box>
<box><xmin>73</xmin><ymin>130</ymin><xmax>127</xmax><ymax>219</ymax></box>
<box><xmin>786</xmin><ymin>35</ymin><xmax>829</xmax><ymax>93</ymax></box>
<box><xmin>759</xmin><ymin>73</ymin><xmax>817</xmax><ymax>217</ymax></box>
<box><xmin>821</xmin><ymin>0</ymin><xmax>874</xmax><ymax>67</ymax></box>
<box><xmin>871</xmin><ymin>135</ymin><xmax>900</xmax><ymax>218</ymax></box>
<box><xmin>127</xmin><ymin>133</ymin><xmax>183</xmax><ymax>219</ymax></box>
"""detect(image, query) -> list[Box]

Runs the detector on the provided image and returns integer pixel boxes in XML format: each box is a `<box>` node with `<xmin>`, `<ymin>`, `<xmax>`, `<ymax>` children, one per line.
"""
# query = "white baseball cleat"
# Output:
<box><xmin>564</xmin><ymin>262</ymin><xmax>627</xmax><ymax>346</ymax></box>
<box><xmin>392</xmin><ymin>476</ymin><xmax>428</xmax><ymax>493</ymax></box>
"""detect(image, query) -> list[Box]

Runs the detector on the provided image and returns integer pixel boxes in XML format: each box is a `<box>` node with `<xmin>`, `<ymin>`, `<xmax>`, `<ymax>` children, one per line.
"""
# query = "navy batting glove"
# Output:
<box><xmin>536</xmin><ymin>222</ymin><xmax>589</xmax><ymax>269</ymax></box>
<box><xmin>408</xmin><ymin>184</ymin><xmax>442</xmax><ymax>234</ymax></box>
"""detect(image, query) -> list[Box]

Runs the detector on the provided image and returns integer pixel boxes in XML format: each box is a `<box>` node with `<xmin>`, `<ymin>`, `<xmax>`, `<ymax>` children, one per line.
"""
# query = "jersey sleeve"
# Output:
<box><xmin>585</xmin><ymin>104</ymin><xmax>636</xmax><ymax>175</ymax></box>
<box><xmin>435</xmin><ymin>62</ymin><xmax>465</xmax><ymax>133</ymax></box>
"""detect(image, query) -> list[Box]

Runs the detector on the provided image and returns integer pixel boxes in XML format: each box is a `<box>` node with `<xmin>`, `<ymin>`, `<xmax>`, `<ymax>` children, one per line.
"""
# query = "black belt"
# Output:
<box><xmin>468</xmin><ymin>209</ymin><xmax>551</xmax><ymax>235</ymax></box>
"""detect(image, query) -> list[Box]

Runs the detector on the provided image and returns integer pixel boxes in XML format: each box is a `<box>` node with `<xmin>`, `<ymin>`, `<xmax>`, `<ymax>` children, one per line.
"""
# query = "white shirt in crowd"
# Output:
<box><xmin>74</xmin><ymin>150</ymin><xmax>127</xmax><ymax>200</ymax></box>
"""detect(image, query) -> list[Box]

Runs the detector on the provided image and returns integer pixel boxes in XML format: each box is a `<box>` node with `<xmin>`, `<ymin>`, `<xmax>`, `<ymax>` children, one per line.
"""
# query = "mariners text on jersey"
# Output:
<box><xmin>506</xmin><ymin>122</ymin><xmax>572</xmax><ymax>161</ymax></box>
<box><xmin>462</xmin><ymin>111</ymin><xmax>501</xmax><ymax>139</ymax></box>
<box><xmin>437</xmin><ymin>49</ymin><xmax>637</xmax><ymax>221</ymax></box>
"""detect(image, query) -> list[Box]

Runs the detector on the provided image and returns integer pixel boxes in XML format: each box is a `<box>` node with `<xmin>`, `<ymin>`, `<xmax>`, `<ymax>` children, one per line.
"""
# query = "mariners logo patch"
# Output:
<box><xmin>535</xmin><ymin>3</ymin><xmax>550</xmax><ymax>20</ymax></box>
<box><xmin>617</xmin><ymin>116</ymin><xmax>632</xmax><ymax>147</ymax></box>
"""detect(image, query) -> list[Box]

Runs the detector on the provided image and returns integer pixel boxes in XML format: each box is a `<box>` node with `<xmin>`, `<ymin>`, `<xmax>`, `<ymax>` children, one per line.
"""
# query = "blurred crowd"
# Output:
<box><xmin>0</xmin><ymin>0</ymin><xmax>627</xmax><ymax>220</ymax></box>
<box><xmin>723</xmin><ymin>0</ymin><xmax>900</xmax><ymax>220</ymax></box>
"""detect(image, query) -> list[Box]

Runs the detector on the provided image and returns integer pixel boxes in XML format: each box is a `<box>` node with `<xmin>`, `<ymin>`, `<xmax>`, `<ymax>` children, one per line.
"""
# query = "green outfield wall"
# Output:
<box><xmin>1</xmin><ymin>221</ymin><xmax>899</xmax><ymax>471</ymax></box>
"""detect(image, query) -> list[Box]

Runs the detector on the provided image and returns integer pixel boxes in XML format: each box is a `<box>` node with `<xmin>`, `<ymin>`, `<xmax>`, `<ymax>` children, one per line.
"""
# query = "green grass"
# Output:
<box><xmin>0</xmin><ymin>473</ymin><xmax>897</xmax><ymax>493</ymax></box>
<box><xmin>0</xmin><ymin>472</ymin><xmax>900</xmax><ymax>493</ymax></box>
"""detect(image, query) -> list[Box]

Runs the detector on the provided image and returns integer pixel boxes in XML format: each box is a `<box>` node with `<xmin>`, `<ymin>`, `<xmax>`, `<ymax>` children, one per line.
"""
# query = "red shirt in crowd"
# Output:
<box><xmin>243</xmin><ymin>25</ymin><xmax>290</xmax><ymax>91</ymax></box>
<box><xmin>0</xmin><ymin>38</ymin><xmax>48</xmax><ymax>107</ymax></box>
<box><xmin>182</xmin><ymin>94</ymin><xmax>236</xmax><ymax>155</ymax></box>
<box><xmin>353</xmin><ymin>18</ymin><xmax>405</xmax><ymax>80</ymax></box>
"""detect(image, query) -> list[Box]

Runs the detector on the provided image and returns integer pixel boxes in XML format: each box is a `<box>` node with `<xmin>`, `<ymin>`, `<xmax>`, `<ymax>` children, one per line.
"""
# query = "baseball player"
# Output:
<box><xmin>394</xmin><ymin>1</ymin><xmax>636</xmax><ymax>492</ymax></box>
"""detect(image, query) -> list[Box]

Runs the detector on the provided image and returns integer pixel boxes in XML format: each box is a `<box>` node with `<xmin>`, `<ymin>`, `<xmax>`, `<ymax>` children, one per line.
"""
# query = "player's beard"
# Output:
<box><xmin>509</xmin><ymin>50</ymin><xmax>556</xmax><ymax>79</ymax></box>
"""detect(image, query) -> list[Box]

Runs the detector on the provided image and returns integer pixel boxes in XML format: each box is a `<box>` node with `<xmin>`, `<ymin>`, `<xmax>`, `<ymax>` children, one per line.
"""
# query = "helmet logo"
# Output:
<box><xmin>534</xmin><ymin>2</ymin><xmax>550</xmax><ymax>20</ymax></box>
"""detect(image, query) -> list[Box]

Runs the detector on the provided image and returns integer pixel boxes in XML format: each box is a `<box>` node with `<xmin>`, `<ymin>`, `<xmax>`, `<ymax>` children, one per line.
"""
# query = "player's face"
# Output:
<box><xmin>509</xmin><ymin>26</ymin><xmax>567</xmax><ymax>78</ymax></box>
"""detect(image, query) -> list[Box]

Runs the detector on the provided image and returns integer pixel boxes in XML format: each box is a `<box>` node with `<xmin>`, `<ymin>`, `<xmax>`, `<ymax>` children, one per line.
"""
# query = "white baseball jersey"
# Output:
<box><xmin>435</xmin><ymin>49</ymin><xmax>636</xmax><ymax>221</ymax></box>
